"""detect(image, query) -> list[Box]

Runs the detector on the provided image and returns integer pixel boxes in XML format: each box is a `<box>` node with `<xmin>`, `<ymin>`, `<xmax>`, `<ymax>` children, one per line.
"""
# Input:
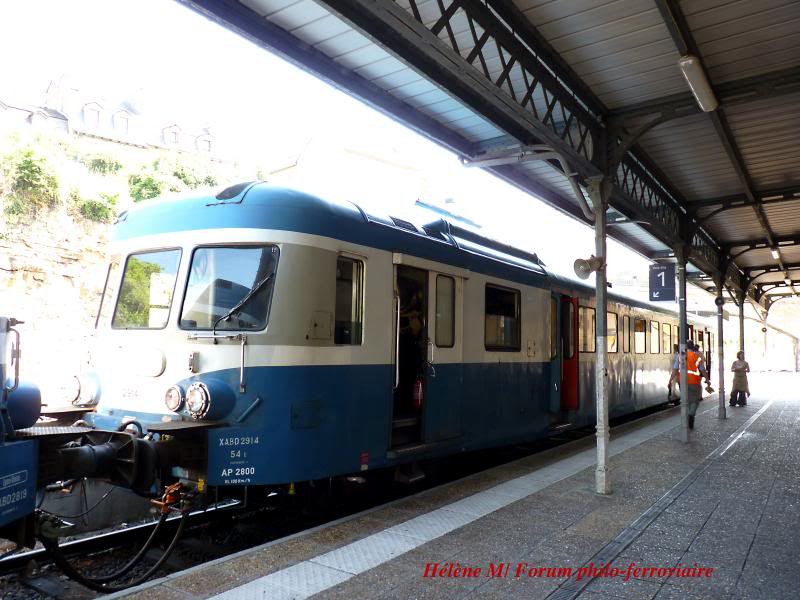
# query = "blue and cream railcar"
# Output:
<box><xmin>81</xmin><ymin>182</ymin><xmax>712</xmax><ymax>488</ymax></box>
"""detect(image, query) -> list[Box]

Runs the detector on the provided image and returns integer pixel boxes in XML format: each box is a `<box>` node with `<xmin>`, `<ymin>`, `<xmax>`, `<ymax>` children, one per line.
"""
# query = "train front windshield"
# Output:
<box><xmin>179</xmin><ymin>245</ymin><xmax>279</xmax><ymax>331</ymax></box>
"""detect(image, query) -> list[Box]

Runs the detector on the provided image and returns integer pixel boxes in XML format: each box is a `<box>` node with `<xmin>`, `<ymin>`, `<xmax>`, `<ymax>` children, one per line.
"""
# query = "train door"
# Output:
<box><xmin>548</xmin><ymin>294</ymin><xmax>562</xmax><ymax>413</ymax></box>
<box><xmin>423</xmin><ymin>271</ymin><xmax>463</xmax><ymax>442</ymax></box>
<box><xmin>391</xmin><ymin>265</ymin><xmax>428</xmax><ymax>448</ymax></box>
<box><xmin>560</xmin><ymin>296</ymin><xmax>579</xmax><ymax>411</ymax></box>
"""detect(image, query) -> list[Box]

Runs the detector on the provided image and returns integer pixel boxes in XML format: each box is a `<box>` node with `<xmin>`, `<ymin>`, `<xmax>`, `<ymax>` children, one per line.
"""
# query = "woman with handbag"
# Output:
<box><xmin>730</xmin><ymin>351</ymin><xmax>750</xmax><ymax>407</ymax></box>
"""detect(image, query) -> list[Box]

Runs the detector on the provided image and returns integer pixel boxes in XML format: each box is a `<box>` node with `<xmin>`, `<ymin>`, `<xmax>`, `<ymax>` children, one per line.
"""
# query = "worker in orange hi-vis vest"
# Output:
<box><xmin>684</xmin><ymin>341</ymin><xmax>708</xmax><ymax>429</ymax></box>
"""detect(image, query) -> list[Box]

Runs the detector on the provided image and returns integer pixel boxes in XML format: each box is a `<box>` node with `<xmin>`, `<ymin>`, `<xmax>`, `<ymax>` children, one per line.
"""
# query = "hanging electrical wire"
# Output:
<box><xmin>38</xmin><ymin>483</ymin><xmax>192</xmax><ymax>592</ymax></box>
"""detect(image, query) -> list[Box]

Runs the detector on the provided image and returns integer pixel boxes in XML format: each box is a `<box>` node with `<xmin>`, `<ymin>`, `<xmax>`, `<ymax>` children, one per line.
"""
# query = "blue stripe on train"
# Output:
<box><xmin>93</xmin><ymin>358</ymin><xmax>671</xmax><ymax>485</ymax></box>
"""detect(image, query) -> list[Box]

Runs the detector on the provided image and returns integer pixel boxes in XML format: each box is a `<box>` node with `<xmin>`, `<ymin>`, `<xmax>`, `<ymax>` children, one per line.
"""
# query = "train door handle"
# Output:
<box><xmin>426</xmin><ymin>339</ymin><xmax>436</xmax><ymax>378</ymax></box>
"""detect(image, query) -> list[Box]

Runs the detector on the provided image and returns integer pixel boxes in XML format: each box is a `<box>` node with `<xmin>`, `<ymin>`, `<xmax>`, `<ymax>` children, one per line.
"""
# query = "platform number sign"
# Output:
<box><xmin>649</xmin><ymin>263</ymin><xmax>676</xmax><ymax>301</ymax></box>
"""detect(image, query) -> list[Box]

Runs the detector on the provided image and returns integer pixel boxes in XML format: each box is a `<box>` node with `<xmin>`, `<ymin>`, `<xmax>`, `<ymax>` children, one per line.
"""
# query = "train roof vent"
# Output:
<box><xmin>213</xmin><ymin>181</ymin><xmax>258</xmax><ymax>201</ymax></box>
<box><xmin>390</xmin><ymin>216</ymin><xmax>419</xmax><ymax>233</ymax></box>
<box><xmin>447</xmin><ymin>223</ymin><xmax>546</xmax><ymax>273</ymax></box>
<box><xmin>422</xmin><ymin>219</ymin><xmax>450</xmax><ymax>241</ymax></box>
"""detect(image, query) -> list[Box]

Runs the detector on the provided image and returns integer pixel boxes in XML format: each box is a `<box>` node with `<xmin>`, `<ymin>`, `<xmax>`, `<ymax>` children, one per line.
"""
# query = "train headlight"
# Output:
<box><xmin>75</xmin><ymin>373</ymin><xmax>101</xmax><ymax>407</ymax></box>
<box><xmin>164</xmin><ymin>385</ymin><xmax>185</xmax><ymax>412</ymax></box>
<box><xmin>186</xmin><ymin>382</ymin><xmax>211</xmax><ymax>419</ymax></box>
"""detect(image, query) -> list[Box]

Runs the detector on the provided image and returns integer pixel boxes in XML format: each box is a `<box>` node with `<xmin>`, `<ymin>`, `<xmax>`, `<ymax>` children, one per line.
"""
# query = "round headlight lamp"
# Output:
<box><xmin>186</xmin><ymin>382</ymin><xmax>211</xmax><ymax>419</ymax></box>
<box><xmin>75</xmin><ymin>373</ymin><xmax>101</xmax><ymax>407</ymax></box>
<box><xmin>164</xmin><ymin>385</ymin><xmax>184</xmax><ymax>412</ymax></box>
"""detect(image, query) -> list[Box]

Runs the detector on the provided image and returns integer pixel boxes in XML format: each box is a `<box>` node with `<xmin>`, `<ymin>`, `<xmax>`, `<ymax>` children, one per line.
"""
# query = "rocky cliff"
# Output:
<box><xmin>1</xmin><ymin>210</ymin><xmax>110</xmax><ymax>405</ymax></box>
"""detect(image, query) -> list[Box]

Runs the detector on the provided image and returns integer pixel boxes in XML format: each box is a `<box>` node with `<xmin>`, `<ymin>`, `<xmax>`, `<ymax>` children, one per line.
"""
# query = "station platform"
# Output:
<box><xmin>112</xmin><ymin>372</ymin><xmax>799</xmax><ymax>600</ymax></box>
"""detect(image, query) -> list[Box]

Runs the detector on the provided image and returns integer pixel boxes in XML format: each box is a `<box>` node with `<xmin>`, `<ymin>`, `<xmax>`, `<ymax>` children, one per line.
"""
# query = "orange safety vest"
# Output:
<box><xmin>687</xmin><ymin>351</ymin><xmax>702</xmax><ymax>385</ymax></box>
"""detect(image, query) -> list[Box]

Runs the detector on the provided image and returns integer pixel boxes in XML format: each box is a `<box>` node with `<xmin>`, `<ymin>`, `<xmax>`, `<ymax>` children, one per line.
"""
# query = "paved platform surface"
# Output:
<box><xmin>112</xmin><ymin>372</ymin><xmax>800</xmax><ymax>600</ymax></box>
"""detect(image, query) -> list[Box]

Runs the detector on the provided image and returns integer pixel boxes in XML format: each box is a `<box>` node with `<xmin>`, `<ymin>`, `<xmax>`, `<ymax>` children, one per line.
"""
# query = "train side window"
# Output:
<box><xmin>662</xmin><ymin>322</ymin><xmax>672</xmax><ymax>354</ymax></box>
<box><xmin>114</xmin><ymin>249</ymin><xmax>181</xmax><ymax>329</ymax></box>
<box><xmin>435</xmin><ymin>275</ymin><xmax>455</xmax><ymax>348</ymax></box>
<box><xmin>622</xmin><ymin>315</ymin><xmax>631</xmax><ymax>353</ymax></box>
<box><xmin>607</xmin><ymin>311</ymin><xmax>618</xmax><ymax>352</ymax></box>
<box><xmin>634</xmin><ymin>318</ymin><xmax>646</xmax><ymax>354</ymax></box>
<box><xmin>335</xmin><ymin>257</ymin><xmax>364</xmax><ymax>345</ymax></box>
<box><xmin>672</xmin><ymin>323</ymin><xmax>679</xmax><ymax>346</ymax></box>
<box><xmin>549</xmin><ymin>297</ymin><xmax>557</xmax><ymax>359</ymax></box>
<box><xmin>579</xmin><ymin>306</ymin><xmax>596</xmax><ymax>353</ymax></box>
<box><xmin>650</xmin><ymin>321</ymin><xmax>660</xmax><ymax>354</ymax></box>
<box><xmin>485</xmin><ymin>284</ymin><xmax>521</xmax><ymax>351</ymax></box>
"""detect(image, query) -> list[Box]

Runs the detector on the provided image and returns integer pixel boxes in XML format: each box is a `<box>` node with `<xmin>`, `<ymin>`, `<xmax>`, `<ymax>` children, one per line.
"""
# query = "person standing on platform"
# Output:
<box><xmin>685</xmin><ymin>341</ymin><xmax>707</xmax><ymax>430</ymax></box>
<box><xmin>730</xmin><ymin>351</ymin><xmax>750</xmax><ymax>407</ymax></box>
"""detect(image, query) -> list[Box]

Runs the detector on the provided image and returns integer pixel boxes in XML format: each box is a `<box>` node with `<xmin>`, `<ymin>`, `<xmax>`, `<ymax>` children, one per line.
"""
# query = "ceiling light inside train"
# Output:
<box><xmin>186</xmin><ymin>382</ymin><xmax>211</xmax><ymax>419</ymax></box>
<box><xmin>164</xmin><ymin>385</ymin><xmax>185</xmax><ymax>412</ymax></box>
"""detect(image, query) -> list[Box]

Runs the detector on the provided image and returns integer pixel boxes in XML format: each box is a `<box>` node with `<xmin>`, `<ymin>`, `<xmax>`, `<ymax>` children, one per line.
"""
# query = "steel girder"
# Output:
<box><xmin>319</xmin><ymin>0</ymin><xmax>727</xmax><ymax>270</ymax></box>
<box><xmin>179</xmin><ymin>0</ymin><xmax>472</xmax><ymax>156</ymax></box>
<box><xmin>179</xmin><ymin>0</ymin><xmax>669</xmax><ymax>262</ymax></box>
<box><xmin>691</xmin><ymin>185</ymin><xmax>800</xmax><ymax>210</ymax></box>
<box><xmin>725</xmin><ymin>234</ymin><xmax>800</xmax><ymax>251</ymax></box>
<box><xmin>185</xmin><ymin>0</ymin><xmax>750</xmax><ymax>296</ymax></box>
<box><xmin>652</xmin><ymin>0</ymin><xmax>786</xmax><ymax>301</ymax></box>
<box><xmin>316</xmin><ymin>0</ymin><xmax>601</xmax><ymax>174</ymax></box>
<box><xmin>609</xmin><ymin>66</ymin><xmax>800</xmax><ymax>120</ymax></box>
<box><xmin>747</xmin><ymin>263</ymin><xmax>800</xmax><ymax>277</ymax></box>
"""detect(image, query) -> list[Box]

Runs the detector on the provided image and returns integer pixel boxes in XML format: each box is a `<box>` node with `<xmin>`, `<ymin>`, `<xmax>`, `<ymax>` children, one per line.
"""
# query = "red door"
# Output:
<box><xmin>560</xmin><ymin>297</ymin><xmax>579</xmax><ymax>411</ymax></box>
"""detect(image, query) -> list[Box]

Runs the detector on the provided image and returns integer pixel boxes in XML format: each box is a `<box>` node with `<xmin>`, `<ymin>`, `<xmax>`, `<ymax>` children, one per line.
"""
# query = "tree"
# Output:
<box><xmin>114</xmin><ymin>258</ymin><xmax>163</xmax><ymax>327</ymax></box>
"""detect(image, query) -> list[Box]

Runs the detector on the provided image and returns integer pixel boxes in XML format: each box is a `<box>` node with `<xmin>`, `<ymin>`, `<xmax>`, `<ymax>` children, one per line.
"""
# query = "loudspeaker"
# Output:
<box><xmin>573</xmin><ymin>256</ymin><xmax>603</xmax><ymax>280</ymax></box>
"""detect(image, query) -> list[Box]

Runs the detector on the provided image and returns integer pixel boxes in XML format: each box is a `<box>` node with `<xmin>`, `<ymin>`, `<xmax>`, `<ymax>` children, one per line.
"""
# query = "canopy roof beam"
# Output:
<box><xmin>653</xmin><ymin>0</ymin><xmax>786</xmax><ymax>290</ymax></box>
<box><xmin>316</xmin><ymin>0</ymin><xmax>602</xmax><ymax>177</ymax></box>
<box><xmin>609</xmin><ymin>65</ymin><xmax>800</xmax><ymax>120</ymax></box>
<box><xmin>689</xmin><ymin>185</ymin><xmax>800</xmax><ymax>211</ymax></box>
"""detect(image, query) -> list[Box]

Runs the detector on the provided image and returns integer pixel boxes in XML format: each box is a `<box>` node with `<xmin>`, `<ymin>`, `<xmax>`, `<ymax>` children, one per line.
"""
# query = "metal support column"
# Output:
<box><xmin>676</xmin><ymin>247</ymin><xmax>689</xmax><ymax>443</ymax></box>
<box><xmin>715</xmin><ymin>280</ymin><xmax>726</xmax><ymax>420</ymax></box>
<box><xmin>739</xmin><ymin>292</ymin><xmax>746</xmax><ymax>353</ymax></box>
<box><xmin>589</xmin><ymin>178</ymin><xmax>610</xmax><ymax>495</ymax></box>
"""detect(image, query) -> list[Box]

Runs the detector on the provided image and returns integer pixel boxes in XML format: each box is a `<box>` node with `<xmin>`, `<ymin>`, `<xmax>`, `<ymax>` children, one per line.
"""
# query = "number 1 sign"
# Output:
<box><xmin>649</xmin><ymin>263</ymin><xmax>676</xmax><ymax>301</ymax></box>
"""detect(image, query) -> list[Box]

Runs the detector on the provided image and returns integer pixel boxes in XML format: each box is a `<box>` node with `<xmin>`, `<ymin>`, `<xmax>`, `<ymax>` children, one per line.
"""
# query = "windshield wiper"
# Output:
<box><xmin>213</xmin><ymin>271</ymin><xmax>275</xmax><ymax>334</ymax></box>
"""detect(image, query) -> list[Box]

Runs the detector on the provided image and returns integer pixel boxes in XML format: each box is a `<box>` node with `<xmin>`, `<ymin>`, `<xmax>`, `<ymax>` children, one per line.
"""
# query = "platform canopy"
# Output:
<box><xmin>183</xmin><ymin>0</ymin><xmax>800</xmax><ymax>312</ymax></box>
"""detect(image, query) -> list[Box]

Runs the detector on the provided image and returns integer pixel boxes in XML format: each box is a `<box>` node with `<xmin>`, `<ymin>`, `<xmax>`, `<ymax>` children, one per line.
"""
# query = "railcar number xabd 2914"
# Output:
<box><xmin>208</xmin><ymin>429</ymin><xmax>268</xmax><ymax>486</ymax></box>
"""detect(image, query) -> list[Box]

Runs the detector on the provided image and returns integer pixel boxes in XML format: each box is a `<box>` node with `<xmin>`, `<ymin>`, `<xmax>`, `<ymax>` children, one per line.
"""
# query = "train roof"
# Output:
<box><xmin>114</xmin><ymin>182</ymin><xmax>693</xmax><ymax>319</ymax></box>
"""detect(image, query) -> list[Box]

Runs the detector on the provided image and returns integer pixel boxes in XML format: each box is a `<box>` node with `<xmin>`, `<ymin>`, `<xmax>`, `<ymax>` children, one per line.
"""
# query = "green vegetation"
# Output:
<box><xmin>173</xmin><ymin>163</ymin><xmax>217</xmax><ymax>189</ymax></box>
<box><xmin>128</xmin><ymin>158</ymin><xmax>218</xmax><ymax>202</ymax></box>
<box><xmin>113</xmin><ymin>257</ymin><xmax>162</xmax><ymax>327</ymax></box>
<box><xmin>2</xmin><ymin>148</ymin><xmax>60</xmax><ymax>222</ymax></box>
<box><xmin>128</xmin><ymin>173</ymin><xmax>163</xmax><ymax>202</ymax></box>
<box><xmin>70</xmin><ymin>189</ymin><xmax>118</xmax><ymax>223</ymax></box>
<box><xmin>1</xmin><ymin>131</ymin><xmax>254</xmax><ymax>228</ymax></box>
<box><xmin>85</xmin><ymin>154</ymin><xmax>123</xmax><ymax>175</ymax></box>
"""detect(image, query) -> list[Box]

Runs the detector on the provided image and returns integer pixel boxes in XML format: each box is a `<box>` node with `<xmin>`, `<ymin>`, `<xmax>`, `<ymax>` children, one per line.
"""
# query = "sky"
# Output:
<box><xmin>0</xmin><ymin>0</ymin><xmax>752</xmax><ymax>316</ymax></box>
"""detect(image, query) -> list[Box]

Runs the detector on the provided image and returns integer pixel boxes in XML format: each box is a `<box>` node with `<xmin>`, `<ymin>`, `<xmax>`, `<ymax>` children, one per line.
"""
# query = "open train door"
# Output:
<box><xmin>548</xmin><ymin>294</ymin><xmax>562</xmax><ymax>413</ymax></box>
<box><xmin>391</xmin><ymin>264</ymin><xmax>428</xmax><ymax>448</ymax></box>
<box><xmin>390</xmin><ymin>259</ymin><xmax>464</xmax><ymax>450</ymax></box>
<box><xmin>560</xmin><ymin>296</ymin><xmax>579</xmax><ymax>411</ymax></box>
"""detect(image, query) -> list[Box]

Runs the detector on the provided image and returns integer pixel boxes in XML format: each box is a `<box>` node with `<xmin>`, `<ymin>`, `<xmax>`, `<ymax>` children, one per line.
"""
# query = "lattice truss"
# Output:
<box><xmin>397</xmin><ymin>0</ymin><xmax>596</xmax><ymax>161</ymax></box>
<box><xmin>396</xmin><ymin>0</ymin><xmax>728</xmax><ymax>284</ymax></box>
